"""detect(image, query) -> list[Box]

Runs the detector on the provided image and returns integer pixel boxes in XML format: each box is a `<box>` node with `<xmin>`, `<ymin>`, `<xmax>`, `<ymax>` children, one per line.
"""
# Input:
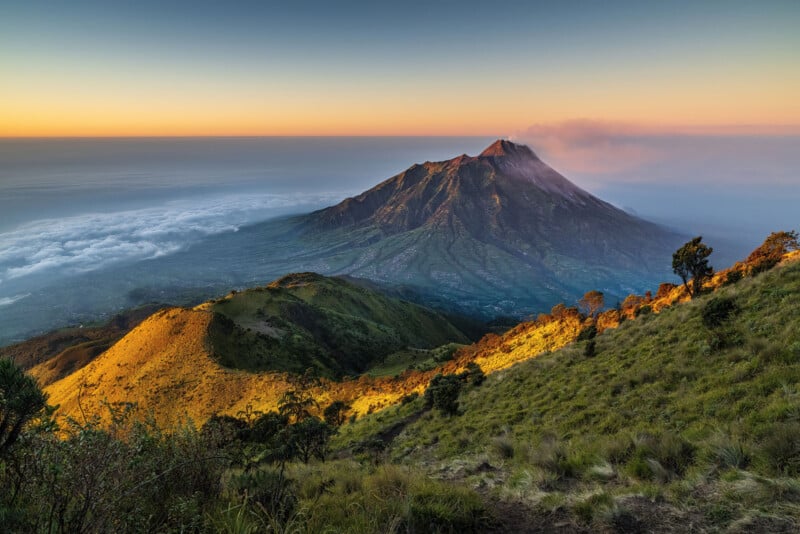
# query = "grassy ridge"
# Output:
<box><xmin>206</xmin><ymin>273</ymin><xmax>470</xmax><ymax>377</ymax></box>
<box><xmin>334</xmin><ymin>259</ymin><xmax>800</xmax><ymax>531</ymax></box>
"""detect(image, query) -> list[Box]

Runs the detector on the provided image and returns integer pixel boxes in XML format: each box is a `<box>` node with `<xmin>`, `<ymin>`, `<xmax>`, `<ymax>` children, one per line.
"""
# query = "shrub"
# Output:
<box><xmin>712</xmin><ymin>439</ymin><xmax>750</xmax><ymax>470</ymax></box>
<box><xmin>424</xmin><ymin>374</ymin><xmax>463</xmax><ymax>416</ymax></box>
<box><xmin>228</xmin><ymin>468</ymin><xmax>297</xmax><ymax>522</ymax></box>
<box><xmin>0</xmin><ymin>359</ymin><xmax>48</xmax><ymax>456</ymax></box>
<box><xmin>702</xmin><ymin>297</ymin><xmax>739</xmax><ymax>329</ymax></box>
<box><xmin>460</xmin><ymin>362</ymin><xmax>486</xmax><ymax>386</ymax></box>
<box><xmin>400</xmin><ymin>392</ymin><xmax>420</xmax><ymax>405</ymax></box>
<box><xmin>724</xmin><ymin>270</ymin><xmax>744</xmax><ymax>286</ymax></box>
<box><xmin>626</xmin><ymin>432</ymin><xmax>695</xmax><ymax>480</ymax></box>
<box><xmin>577</xmin><ymin>325</ymin><xmax>597</xmax><ymax>341</ymax></box>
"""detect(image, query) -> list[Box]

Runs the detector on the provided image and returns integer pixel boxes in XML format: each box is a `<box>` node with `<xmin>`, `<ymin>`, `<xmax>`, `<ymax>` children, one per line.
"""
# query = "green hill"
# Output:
<box><xmin>206</xmin><ymin>272</ymin><xmax>471</xmax><ymax>377</ymax></box>
<box><xmin>334</xmin><ymin>258</ymin><xmax>800</xmax><ymax>532</ymax></box>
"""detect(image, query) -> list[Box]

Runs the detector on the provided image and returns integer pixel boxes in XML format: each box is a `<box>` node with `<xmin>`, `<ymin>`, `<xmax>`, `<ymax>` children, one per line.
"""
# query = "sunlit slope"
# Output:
<box><xmin>342</xmin><ymin>254</ymin><xmax>800</xmax><ymax>462</ymax></box>
<box><xmin>41</xmin><ymin>300</ymin><xmax>585</xmax><ymax>428</ymax></box>
<box><xmin>42</xmin><ymin>308</ymin><xmax>281</xmax><ymax>426</ymax></box>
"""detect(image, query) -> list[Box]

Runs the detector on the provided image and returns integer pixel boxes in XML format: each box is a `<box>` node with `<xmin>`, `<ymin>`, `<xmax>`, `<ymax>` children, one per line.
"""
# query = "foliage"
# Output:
<box><xmin>459</xmin><ymin>362</ymin><xmax>486</xmax><ymax>386</ymax></box>
<box><xmin>672</xmin><ymin>236</ymin><xmax>714</xmax><ymax>297</ymax></box>
<box><xmin>207</xmin><ymin>273</ymin><xmax>470</xmax><ymax>376</ymax></box>
<box><xmin>746</xmin><ymin>230</ymin><xmax>799</xmax><ymax>275</ymax></box>
<box><xmin>702</xmin><ymin>296</ymin><xmax>739</xmax><ymax>329</ymax></box>
<box><xmin>577</xmin><ymin>324</ymin><xmax>597</xmax><ymax>341</ymax></box>
<box><xmin>340</xmin><ymin>258</ymin><xmax>800</xmax><ymax>531</ymax></box>
<box><xmin>278</xmin><ymin>369</ymin><xmax>320</xmax><ymax>423</ymax></box>
<box><xmin>0</xmin><ymin>359</ymin><xmax>48</xmax><ymax>456</ymax></box>
<box><xmin>323</xmin><ymin>400</ymin><xmax>351</xmax><ymax>427</ymax></box>
<box><xmin>424</xmin><ymin>374</ymin><xmax>463</xmax><ymax>416</ymax></box>
<box><xmin>578</xmin><ymin>290</ymin><xmax>604</xmax><ymax>319</ymax></box>
<box><xmin>288</xmin><ymin>417</ymin><xmax>334</xmax><ymax>464</ymax></box>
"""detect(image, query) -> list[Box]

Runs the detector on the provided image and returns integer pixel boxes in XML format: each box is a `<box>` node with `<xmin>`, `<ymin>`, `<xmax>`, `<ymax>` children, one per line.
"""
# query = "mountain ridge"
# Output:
<box><xmin>282</xmin><ymin>139</ymin><xmax>685</xmax><ymax>316</ymax></box>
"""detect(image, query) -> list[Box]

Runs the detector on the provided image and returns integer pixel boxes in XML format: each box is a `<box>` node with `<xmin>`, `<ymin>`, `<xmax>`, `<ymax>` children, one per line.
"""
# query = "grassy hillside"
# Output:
<box><xmin>40</xmin><ymin>274</ymin><xmax>484</xmax><ymax>427</ymax></box>
<box><xmin>203</xmin><ymin>272</ymin><xmax>469</xmax><ymax>377</ymax></box>
<box><xmin>0</xmin><ymin>304</ymin><xmax>164</xmax><ymax>386</ymax></box>
<box><xmin>333</xmin><ymin>255</ymin><xmax>800</xmax><ymax>531</ymax></box>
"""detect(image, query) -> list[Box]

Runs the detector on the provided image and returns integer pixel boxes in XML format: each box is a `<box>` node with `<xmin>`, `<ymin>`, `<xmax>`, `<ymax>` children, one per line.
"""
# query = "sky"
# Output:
<box><xmin>1</xmin><ymin>0</ymin><xmax>799</xmax><ymax>137</ymax></box>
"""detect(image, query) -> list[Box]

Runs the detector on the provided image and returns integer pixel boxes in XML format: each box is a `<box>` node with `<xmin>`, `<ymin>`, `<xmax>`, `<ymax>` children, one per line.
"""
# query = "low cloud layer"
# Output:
<box><xmin>0</xmin><ymin>294</ymin><xmax>30</xmax><ymax>307</ymax></box>
<box><xmin>0</xmin><ymin>193</ymin><xmax>338</xmax><ymax>286</ymax></box>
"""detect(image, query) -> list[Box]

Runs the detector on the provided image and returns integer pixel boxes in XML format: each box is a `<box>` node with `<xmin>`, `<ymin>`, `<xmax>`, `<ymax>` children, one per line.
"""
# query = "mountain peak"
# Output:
<box><xmin>479</xmin><ymin>139</ymin><xmax>537</xmax><ymax>159</ymax></box>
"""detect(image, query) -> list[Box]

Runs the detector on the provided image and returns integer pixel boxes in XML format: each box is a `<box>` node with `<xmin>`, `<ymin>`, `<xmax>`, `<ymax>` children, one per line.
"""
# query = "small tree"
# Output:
<box><xmin>672</xmin><ymin>237</ymin><xmax>713</xmax><ymax>298</ymax></box>
<box><xmin>288</xmin><ymin>417</ymin><xmax>334</xmax><ymax>463</ymax></box>
<box><xmin>578</xmin><ymin>290</ymin><xmax>604</xmax><ymax>320</ymax></box>
<box><xmin>459</xmin><ymin>362</ymin><xmax>486</xmax><ymax>386</ymax></box>
<box><xmin>424</xmin><ymin>374</ymin><xmax>462</xmax><ymax>416</ymax></box>
<box><xmin>746</xmin><ymin>230</ymin><xmax>800</xmax><ymax>274</ymax></box>
<box><xmin>278</xmin><ymin>368</ymin><xmax>321</xmax><ymax>424</ymax></box>
<box><xmin>0</xmin><ymin>359</ymin><xmax>48</xmax><ymax>456</ymax></box>
<box><xmin>323</xmin><ymin>400</ymin><xmax>351</xmax><ymax>427</ymax></box>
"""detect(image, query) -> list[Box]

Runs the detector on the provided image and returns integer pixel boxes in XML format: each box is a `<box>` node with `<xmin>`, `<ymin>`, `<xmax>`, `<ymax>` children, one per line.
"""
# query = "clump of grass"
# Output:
<box><xmin>491</xmin><ymin>436</ymin><xmax>515</xmax><ymax>459</ymax></box>
<box><xmin>759</xmin><ymin>422</ymin><xmax>800</xmax><ymax>476</ymax></box>
<box><xmin>573</xmin><ymin>491</ymin><xmax>614</xmax><ymax>523</ymax></box>
<box><xmin>626</xmin><ymin>432</ymin><xmax>695</xmax><ymax>481</ymax></box>
<box><xmin>709</xmin><ymin>434</ymin><xmax>751</xmax><ymax>470</ymax></box>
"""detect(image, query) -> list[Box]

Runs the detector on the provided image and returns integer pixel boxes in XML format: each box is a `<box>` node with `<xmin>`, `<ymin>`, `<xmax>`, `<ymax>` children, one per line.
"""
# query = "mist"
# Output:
<box><xmin>516</xmin><ymin>123</ymin><xmax>800</xmax><ymax>266</ymax></box>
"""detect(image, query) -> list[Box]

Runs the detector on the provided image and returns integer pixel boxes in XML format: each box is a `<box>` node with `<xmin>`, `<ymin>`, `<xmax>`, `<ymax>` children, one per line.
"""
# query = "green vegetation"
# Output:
<box><xmin>746</xmin><ymin>230</ymin><xmax>799</xmax><ymax>275</ymax></box>
<box><xmin>672</xmin><ymin>236</ymin><xmax>714</xmax><ymax>297</ymax></box>
<box><xmin>207</xmin><ymin>273</ymin><xmax>469</xmax><ymax>377</ymax></box>
<box><xmin>4</xmin><ymin>234</ymin><xmax>800</xmax><ymax>531</ymax></box>
<box><xmin>0</xmin><ymin>359</ymin><xmax>48</xmax><ymax>455</ymax></box>
<box><xmin>338</xmin><ymin>258</ymin><xmax>800</xmax><ymax>531</ymax></box>
<box><xmin>366</xmin><ymin>343</ymin><xmax>465</xmax><ymax>377</ymax></box>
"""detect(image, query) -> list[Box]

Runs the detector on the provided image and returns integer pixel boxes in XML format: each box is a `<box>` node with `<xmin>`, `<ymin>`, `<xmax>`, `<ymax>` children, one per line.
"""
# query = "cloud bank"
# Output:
<box><xmin>0</xmin><ymin>193</ymin><xmax>338</xmax><ymax>285</ymax></box>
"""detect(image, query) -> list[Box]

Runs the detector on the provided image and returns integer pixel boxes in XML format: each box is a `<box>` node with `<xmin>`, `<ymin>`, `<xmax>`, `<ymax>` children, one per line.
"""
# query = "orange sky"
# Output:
<box><xmin>2</xmin><ymin>1</ymin><xmax>798</xmax><ymax>137</ymax></box>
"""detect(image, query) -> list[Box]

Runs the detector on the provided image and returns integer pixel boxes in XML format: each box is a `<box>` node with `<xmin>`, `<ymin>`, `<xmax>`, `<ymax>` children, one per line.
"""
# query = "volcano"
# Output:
<box><xmin>279</xmin><ymin>139</ymin><xmax>685</xmax><ymax>316</ymax></box>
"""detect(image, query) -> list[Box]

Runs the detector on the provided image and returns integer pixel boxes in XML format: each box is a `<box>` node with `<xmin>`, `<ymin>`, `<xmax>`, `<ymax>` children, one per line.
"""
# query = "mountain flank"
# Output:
<box><xmin>275</xmin><ymin>139</ymin><xmax>685</xmax><ymax>317</ymax></box>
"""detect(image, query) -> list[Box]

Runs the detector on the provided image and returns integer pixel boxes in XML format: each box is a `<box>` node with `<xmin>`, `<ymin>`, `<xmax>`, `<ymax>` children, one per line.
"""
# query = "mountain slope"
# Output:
<box><xmin>0</xmin><ymin>140</ymin><xmax>684</xmax><ymax>344</ymax></box>
<box><xmin>39</xmin><ymin>274</ymin><xmax>474</xmax><ymax>425</ymax></box>
<box><xmin>335</xmin><ymin>253</ymin><xmax>800</xmax><ymax>532</ymax></box>
<box><xmin>0</xmin><ymin>304</ymin><xmax>164</xmax><ymax>386</ymax></box>
<box><xmin>202</xmin><ymin>272</ymin><xmax>470</xmax><ymax>376</ymax></box>
<box><xmin>280</xmin><ymin>139</ymin><xmax>684</xmax><ymax>317</ymax></box>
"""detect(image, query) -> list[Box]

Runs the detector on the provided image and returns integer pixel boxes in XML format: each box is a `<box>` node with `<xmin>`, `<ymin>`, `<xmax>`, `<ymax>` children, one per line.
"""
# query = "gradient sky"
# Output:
<box><xmin>1</xmin><ymin>0</ymin><xmax>798</xmax><ymax>136</ymax></box>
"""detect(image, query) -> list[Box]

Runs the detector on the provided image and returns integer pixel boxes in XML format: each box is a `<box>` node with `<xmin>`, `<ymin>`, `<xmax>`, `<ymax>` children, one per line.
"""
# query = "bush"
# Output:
<box><xmin>424</xmin><ymin>374</ymin><xmax>463</xmax><ymax>416</ymax></box>
<box><xmin>724</xmin><ymin>270</ymin><xmax>743</xmax><ymax>286</ymax></box>
<box><xmin>0</xmin><ymin>358</ymin><xmax>48</xmax><ymax>456</ymax></box>
<box><xmin>577</xmin><ymin>325</ymin><xmax>597</xmax><ymax>341</ymax></box>
<box><xmin>400</xmin><ymin>392</ymin><xmax>420</xmax><ymax>405</ymax></box>
<box><xmin>459</xmin><ymin>362</ymin><xmax>486</xmax><ymax>386</ymax></box>
<box><xmin>491</xmin><ymin>436</ymin><xmax>515</xmax><ymax>459</ymax></box>
<box><xmin>702</xmin><ymin>297</ymin><xmax>739</xmax><ymax>329</ymax></box>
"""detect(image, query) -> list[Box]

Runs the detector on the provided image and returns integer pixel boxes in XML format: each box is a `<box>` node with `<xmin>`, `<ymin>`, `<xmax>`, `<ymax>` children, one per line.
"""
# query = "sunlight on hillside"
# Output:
<box><xmin>42</xmin><ymin>249</ymin><xmax>800</xmax><ymax>429</ymax></box>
